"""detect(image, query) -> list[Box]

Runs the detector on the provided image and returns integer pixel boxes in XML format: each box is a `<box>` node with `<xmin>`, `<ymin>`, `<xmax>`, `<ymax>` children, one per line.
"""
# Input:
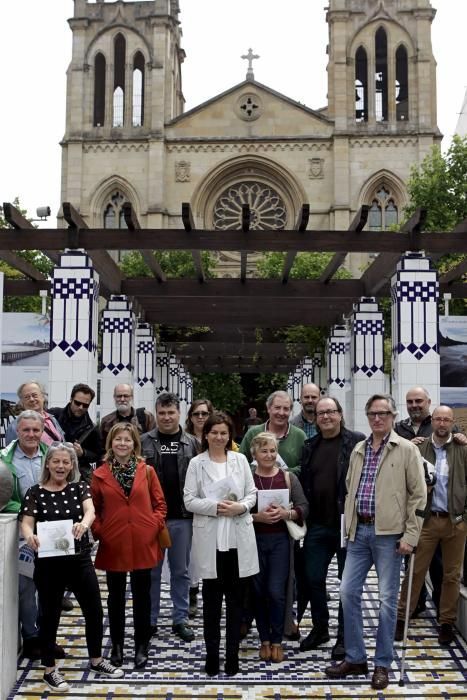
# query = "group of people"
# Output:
<box><xmin>1</xmin><ymin>379</ymin><xmax>466</xmax><ymax>693</ymax></box>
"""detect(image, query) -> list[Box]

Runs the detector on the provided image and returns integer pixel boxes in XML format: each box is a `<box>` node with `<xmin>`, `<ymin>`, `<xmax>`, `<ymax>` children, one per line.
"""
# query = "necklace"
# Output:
<box><xmin>256</xmin><ymin>471</ymin><xmax>277</xmax><ymax>490</ymax></box>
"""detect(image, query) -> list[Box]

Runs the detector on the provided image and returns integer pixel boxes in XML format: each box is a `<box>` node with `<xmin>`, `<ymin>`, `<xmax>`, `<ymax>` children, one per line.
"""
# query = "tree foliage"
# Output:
<box><xmin>193</xmin><ymin>372</ymin><xmax>244</xmax><ymax>414</ymax></box>
<box><xmin>120</xmin><ymin>250</ymin><xmax>216</xmax><ymax>278</ymax></box>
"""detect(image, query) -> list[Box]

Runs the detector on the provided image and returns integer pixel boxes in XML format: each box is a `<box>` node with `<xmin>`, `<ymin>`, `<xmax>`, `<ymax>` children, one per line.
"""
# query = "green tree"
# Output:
<box><xmin>120</xmin><ymin>250</ymin><xmax>215</xmax><ymax>278</ymax></box>
<box><xmin>0</xmin><ymin>199</ymin><xmax>53</xmax><ymax>312</ymax></box>
<box><xmin>193</xmin><ymin>372</ymin><xmax>244</xmax><ymax>414</ymax></box>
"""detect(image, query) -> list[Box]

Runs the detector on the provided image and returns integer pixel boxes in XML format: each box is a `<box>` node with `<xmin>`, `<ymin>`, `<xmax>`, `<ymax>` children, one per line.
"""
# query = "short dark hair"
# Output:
<box><xmin>156</xmin><ymin>392</ymin><xmax>180</xmax><ymax>411</ymax></box>
<box><xmin>71</xmin><ymin>383</ymin><xmax>95</xmax><ymax>401</ymax></box>
<box><xmin>201</xmin><ymin>411</ymin><xmax>234</xmax><ymax>453</ymax></box>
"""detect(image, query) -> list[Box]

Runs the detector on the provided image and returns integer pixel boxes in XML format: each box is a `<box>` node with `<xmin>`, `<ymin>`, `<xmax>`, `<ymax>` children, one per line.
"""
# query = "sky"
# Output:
<box><xmin>0</xmin><ymin>0</ymin><xmax>466</xmax><ymax>225</ymax></box>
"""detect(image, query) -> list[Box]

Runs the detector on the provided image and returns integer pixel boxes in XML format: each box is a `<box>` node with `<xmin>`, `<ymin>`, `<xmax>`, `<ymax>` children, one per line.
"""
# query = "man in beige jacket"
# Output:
<box><xmin>325</xmin><ymin>393</ymin><xmax>426</xmax><ymax>691</ymax></box>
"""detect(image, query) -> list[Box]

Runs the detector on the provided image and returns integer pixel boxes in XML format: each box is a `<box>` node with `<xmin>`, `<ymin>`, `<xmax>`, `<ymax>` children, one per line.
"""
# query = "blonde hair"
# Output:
<box><xmin>250</xmin><ymin>431</ymin><xmax>278</xmax><ymax>458</ymax></box>
<box><xmin>105</xmin><ymin>422</ymin><xmax>142</xmax><ymax>462</ymax></box>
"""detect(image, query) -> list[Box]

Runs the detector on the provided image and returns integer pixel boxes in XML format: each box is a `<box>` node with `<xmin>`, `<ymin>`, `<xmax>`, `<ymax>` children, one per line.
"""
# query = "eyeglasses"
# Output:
<box><xmin>432</xmin><ymin>417</ymin><xmax>453</xmax><ymax>423</ymax></box>
<box><xmin>367</xmin><ymin>411</ymin><xmax>393</xmax><ymax>419</ymax></box>
<box><xmin>316</xmin><ymin>409</ymin><xmax>340</xmax><ymax>417</ymax></box>
<box><xmin>114</xmin><ymin>394</ymin><xmax>132</xmax><ymax>399</ymax></box>
<box><xmin>50</xmin><ymin>441</ymin><xmax>75</xmax><ymax>449</ymax></box>
<box><xmin>192</xmin><ymin>411</ymin><xmax>209</xmax><ymax>418</ymax></box>
<box><xmin>72</xmin><ymin>398</ymin><xmax>90</xmax><ymax>409</ymax></box>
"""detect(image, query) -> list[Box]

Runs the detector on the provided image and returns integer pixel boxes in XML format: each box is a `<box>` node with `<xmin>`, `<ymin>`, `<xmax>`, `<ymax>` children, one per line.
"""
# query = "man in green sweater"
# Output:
<box><xmin>240</xmin><ymin>390</ymin><xmax>306</xmax><ymax>474</ymax></box>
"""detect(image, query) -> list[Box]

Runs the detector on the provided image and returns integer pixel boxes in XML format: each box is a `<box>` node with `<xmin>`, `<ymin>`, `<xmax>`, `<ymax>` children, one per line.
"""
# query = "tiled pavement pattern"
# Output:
<box><xmin>9</xmin><ymin>562</ymin><xmax>467</xmax><ymax>700</ymax></box>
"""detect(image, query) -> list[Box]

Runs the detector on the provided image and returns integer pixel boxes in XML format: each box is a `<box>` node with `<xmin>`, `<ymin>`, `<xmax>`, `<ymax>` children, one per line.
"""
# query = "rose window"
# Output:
<box><xmin>213</xmin><ymin>181</ymin><xmax>287</xmax><ymax>230</ymax></box>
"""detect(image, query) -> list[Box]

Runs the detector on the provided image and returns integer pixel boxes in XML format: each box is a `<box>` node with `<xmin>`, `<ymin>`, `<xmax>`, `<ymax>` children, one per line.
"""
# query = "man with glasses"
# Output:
<box><xmin>290</xmin><ymin>383</ymin><xmax>321</xmax><ymax>439</ymax></box>
<box><xmin>49</xmin><ymin>384</ymin><xmax>102</xmax><ymax>484</ymax></box>
<box><xmin>325</xmin><ymin>393</ymin><xmax>426</xmax><ymax>690</ymax></box>
<box><xmin>100</xmin><ymin>383</ymin><xmax>155</xmax><ymax>447</ymax></box>
<box><xmin>298</xmin><ymin>397</ymin><xmax>365</xmax><ymax>659</ymax></box>
<box><xmin>395</xmin><ymin>405</ymin><xmax>467</xmax><ymax>646</ymax></box>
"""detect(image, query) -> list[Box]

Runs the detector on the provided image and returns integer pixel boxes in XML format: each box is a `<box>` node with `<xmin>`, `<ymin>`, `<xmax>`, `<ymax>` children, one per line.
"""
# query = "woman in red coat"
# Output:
<box><xmin>91</xmin><ymin>422</ymin><xmax>167</xmax><ymax>670</ymax></box>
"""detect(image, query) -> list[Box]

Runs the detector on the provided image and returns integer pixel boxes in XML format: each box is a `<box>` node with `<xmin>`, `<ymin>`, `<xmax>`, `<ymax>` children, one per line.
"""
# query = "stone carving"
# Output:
<box><xmin>213</xmin><ymin>181</ymin><xmax>287</xmax><ymax>230</ymax></box>
<box><xmin>175</xmin><ymin>160</ymin><xmax>191</xmax><ymax>182</ymax></box>
<box><xmin>308</xmin><ymin>157</ymin><xmax>324</xmax><ymax>178</ymax></box>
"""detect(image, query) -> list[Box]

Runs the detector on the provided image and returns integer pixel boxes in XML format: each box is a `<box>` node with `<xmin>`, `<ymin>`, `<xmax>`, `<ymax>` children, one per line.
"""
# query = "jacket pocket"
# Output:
<box><xmin>193</xmin><ymin>515</ymin><xmax>208</xmax><ymax>528</ymax></box>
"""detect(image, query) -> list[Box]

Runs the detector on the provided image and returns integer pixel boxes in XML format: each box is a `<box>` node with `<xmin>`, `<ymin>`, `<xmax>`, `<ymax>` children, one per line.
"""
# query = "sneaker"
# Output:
<box><xmin>43</xmin><ymin>670</ymin><xmax>70</xmax><ymax>693</ymax></box>
<box><xmin>90</xmin><ymin>658</ymin><xmax>125</xmax><ymax>678</ymax></box>
<box><xmin>172</xmin><ymin>622</ymin><xmax>195</xmax><ymax>642</ymax></box>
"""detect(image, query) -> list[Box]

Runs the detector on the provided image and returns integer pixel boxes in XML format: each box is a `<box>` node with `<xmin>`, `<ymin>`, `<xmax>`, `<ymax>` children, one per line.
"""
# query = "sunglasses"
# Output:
<box><xmin>192</xmin><ymin>411</ymin><xmax>210</xmax><ymax>418</ymax></box>
<box><xmin>73</xmin><ymin>398</ymin><xmax>90</xmax><ymax>409</ymax></box>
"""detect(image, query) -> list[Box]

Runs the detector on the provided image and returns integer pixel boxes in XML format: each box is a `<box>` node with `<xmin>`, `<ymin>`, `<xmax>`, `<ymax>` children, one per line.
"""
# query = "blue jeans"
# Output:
<box><xmin>19</xmin><ymin>574</ymin><xmax>39</xmax><ymax>640</ymax></box>
<box><xmin>340</xmin><ymin>524</ymin><xmax>401</xmax><ymax>667</ymax></box>
<box><xmin>304</xmin><ymin>523</ymin><xmax>346</xmax><ymax>633</ymax></box>
<box><xmin>150</xmin><ymin>518</ymin><xmax>192</xmax><ymax>626</ymax></box>
<box><xmin>253</xmin><ymin>531</ymin><xmax>290</xmax><ymax>643</ymax></box>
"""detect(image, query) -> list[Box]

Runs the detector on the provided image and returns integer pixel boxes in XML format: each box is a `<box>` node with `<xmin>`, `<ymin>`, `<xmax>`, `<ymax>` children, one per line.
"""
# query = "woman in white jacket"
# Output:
<box><xmin>184</xmin><ymin>411</ymin><xmax>258</xmax><ymax>677</ymax></box>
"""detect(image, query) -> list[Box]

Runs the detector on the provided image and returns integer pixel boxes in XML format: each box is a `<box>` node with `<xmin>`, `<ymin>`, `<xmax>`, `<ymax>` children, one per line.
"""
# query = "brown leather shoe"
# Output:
<box><xmin>259</xmin><ymin>642</ymin><xmax>271</xmax><ymax>661</ymax></box>
<box><xmin>271</xmin><ymin>644</ymin><xmax>284</xmax><ymax>663</ymax></box>
<box><xmin>325</xmin><ymin>659</ymin><xmax>369</xmax><ymax>679</ymax></box>
<box><xmin>438</xmin><ymin>623</ymin><xmax>454</xmax><ymax>645</ymax></box>
<box><xmin>371</xmin><ymin>666</ymin><xmax>389</xmax><ymax>689</ymax></box>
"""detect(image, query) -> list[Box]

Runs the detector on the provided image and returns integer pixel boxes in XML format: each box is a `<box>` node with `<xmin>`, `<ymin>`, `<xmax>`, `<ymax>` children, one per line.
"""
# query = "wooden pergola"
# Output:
<box><xmin>2</xmin><ymin>202</ymin><xmax>467</xmax><ymax>373</ymax></box>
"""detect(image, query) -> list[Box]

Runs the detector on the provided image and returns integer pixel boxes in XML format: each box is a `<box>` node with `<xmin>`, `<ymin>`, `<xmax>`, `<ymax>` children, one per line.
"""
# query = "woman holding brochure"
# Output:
<box><xmin>20</xmin><ymin>442</ymin><xmax>123</xmax><ymax>693</ymax></box>
<box><xmin>184</xmin><ymin>411</ymin><xmax>258</xmax><ymax>677</ymax></box>
<box><xmin>250</xmin><ymin>432</ymin><xmax>309</xmax><ymax>663</ymax></box>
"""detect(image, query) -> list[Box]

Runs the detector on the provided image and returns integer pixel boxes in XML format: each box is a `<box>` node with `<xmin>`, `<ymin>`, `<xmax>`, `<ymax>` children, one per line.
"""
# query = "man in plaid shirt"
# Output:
<box><xmin>325</xmin><ymin>393</ymin><xmax>426</xmax><ymax>691</ymax></box>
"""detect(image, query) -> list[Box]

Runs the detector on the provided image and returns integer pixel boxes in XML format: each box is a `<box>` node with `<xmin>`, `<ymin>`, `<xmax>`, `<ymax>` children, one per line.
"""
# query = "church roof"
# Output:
<box><xmin>168</xmin><ymin>79</ymin><xmax>332</xmax><ymax>127</ymax></box>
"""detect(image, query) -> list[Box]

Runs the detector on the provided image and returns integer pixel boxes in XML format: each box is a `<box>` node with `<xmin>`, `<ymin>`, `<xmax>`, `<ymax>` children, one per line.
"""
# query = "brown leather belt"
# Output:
<box><xmin>357</xmin><ymin>514</ymin><xmax>375</xmax><ymax>524</ymax></box>
<box><xmin>431</xmin><ymin>511</ymin><xmax>449</xmax><ymax>518</ymax></box>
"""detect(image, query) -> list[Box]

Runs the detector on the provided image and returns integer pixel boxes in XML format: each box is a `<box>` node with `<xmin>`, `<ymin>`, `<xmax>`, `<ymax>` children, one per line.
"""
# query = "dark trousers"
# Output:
<box><xmin>253</xmin><ymin>531</ymin><xmax>290</xmax><ymax>644</ymax></box>
<box><xmin>202</xmin><ymin>550</ymin><xmax>247</xmax><ymax>659</ymax></box>
<box><xmin>304</xmin><ymin>523</ymin><xmax>346</xmax><ymax>634</ymax></box>
<box><xmin>415</xmin><ymin>544</ymin><xmax>443</xmax><ymax>613</ymax></box>
<box><xmin>106</xmin><ymin>569</ymin><xmax>151</xmax><ymax>648</ymax></box>
<box><xmin>34</xmin><ymin>553</ymin><xmax>103</xmax><ymax>667</ymax></box>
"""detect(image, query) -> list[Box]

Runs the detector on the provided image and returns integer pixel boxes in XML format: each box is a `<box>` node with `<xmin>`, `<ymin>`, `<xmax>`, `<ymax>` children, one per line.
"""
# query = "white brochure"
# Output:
<box><xmin>257</xmin><ymin>488</ymin><xmax>289</xmax><ymax>511</ymax></box>
<box><xmin>37</xmin><ymin>519</ymin><xmax>75</xmax><ymax>558</ymax></box>
<box><xmin>204</xmin><ymin>476</ymin><xmax>240</xmax><ymax>502</ymax></box>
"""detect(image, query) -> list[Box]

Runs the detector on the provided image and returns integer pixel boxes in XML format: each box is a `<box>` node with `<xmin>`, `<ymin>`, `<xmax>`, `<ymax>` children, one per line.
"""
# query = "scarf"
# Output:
<box><xmin>110</xmin><ymin>456</ymin><xmax>138</xmax><ymax>496</ymax></box>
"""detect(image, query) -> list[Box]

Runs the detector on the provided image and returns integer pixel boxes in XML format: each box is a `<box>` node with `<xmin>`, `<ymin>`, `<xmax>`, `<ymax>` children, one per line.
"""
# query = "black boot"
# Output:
<box><xmin>224</xmin><ymin>652</ymin><xmax>239</xmax><ymax>676</ymax></box>
<box><xmin>134</xmin><ymin>642</ymin><xmax>149</xmax><ymax>669</ymax></box>
<box><xmin>204</xmin><ymin>653</ymin><xmax>219</xmax><ymax>676</ymax></box>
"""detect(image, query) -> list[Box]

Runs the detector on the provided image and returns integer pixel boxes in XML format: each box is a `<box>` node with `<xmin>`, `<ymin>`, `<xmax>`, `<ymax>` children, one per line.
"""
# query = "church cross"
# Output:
<box><xmin>241</xmin><ymin>48</ymin><xmax>260</xmax><ymax>80</ymax></box>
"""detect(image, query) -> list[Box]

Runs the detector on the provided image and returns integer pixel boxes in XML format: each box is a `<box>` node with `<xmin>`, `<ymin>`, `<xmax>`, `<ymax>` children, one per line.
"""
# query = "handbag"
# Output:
<box><xmin>145</xmin><ymin>466</ymin><xmax>171</xmax><ymax>549</ymax></box>
<box><xmin>283</xmin><ymin>470</ymin><xmax>307</xmax><ymax>540</ymax></box>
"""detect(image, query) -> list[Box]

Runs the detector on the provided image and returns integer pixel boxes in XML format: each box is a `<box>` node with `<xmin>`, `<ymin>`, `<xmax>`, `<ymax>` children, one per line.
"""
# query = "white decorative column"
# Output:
<box><xmin>327</xmin><ymin>324</ymin><xmax>352</xmax><ymax>418</ymax></box>
<box><xmin>178</xmin><ymin>364</ymin><xmax>188</xmax><ymax>424</ymax></box>
<box><xmin>351</xmin><ymin>297</ymin><xmax>385</xmax><ymax>435</ymax></box>
<box><xmin>301</xmin><ymin>356</ymin><xmax>314</xmax><ymax>385</ymax></box>
<box><xmin>292</xmin><ymin>364</ymin><xmax>302</xmax><ymax>417</ymax></box>
<box><xmin>313</xmin><ymin>352</ymin><xmax>326</xmax><ymax>395</ymax></box>
<box><xmin>391</xmin><ymin>253</ymin><xmax>440</xmax><ymax>416</ymax></box>
<box><xmin>0</xmin><ymin>514</ymin><xmax>19</xmax><ymax>700</ymax></box>
<box><xmin>133</xmin><ymin>322</ymin><xmax>156</xmax><ymax>412</ymax></box>
<box><xmin>155</xmin><ymin>344</ymin><xmax>170</xmax><ymax>396</ymax></box>
<box><xmin>168</xmin><ymin>354</ymin><xmax>180</xmax><ymax>397</ymax></box>
<box><xmin>48</xmin><ymin>250</ymin><xmax>99</xmax><ymax>420</ymax></box>
<box><xmin>186</xmin><ymin>370</ymin><xmax>193</xmax><ymax>406</ymax></box>
<box><xmin>99</xmin><ymin>295</ymin><xmax>136</xmax><ymax>419</ymax></box>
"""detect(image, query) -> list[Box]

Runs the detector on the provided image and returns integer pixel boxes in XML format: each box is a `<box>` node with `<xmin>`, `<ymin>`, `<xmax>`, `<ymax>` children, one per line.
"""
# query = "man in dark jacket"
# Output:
<box><xmin>141</xmin><ymin>392</ymin><xmax>198</xmax><ymax>643</ymax></box>
<box><xmin>49</xmin><ymin>383</ymin><xmax>102</xmax><ymax>484</ymax></box>
<box><xmin>298</xmin><ymin>396</ymin><xmax>365</xmax><ymax>659</ymax></box>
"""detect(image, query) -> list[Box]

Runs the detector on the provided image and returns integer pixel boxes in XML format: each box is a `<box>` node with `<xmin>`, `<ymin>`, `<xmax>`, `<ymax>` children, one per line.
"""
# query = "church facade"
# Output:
<box><xmin>60</xmin><ymin>0</ymin><xmax>440</xmax><ymax>275</ymax></box>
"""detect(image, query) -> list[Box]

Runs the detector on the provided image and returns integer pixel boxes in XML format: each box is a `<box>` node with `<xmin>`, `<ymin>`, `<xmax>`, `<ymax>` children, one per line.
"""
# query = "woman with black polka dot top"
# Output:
<box><xmin>20</xmin><ymin>442</ymin><xmax>124</xmax><ymax>693</ymax></box>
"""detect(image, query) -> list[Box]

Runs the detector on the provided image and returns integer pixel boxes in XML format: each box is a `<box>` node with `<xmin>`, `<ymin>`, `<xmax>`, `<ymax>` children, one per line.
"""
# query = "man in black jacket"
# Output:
<box><xmin>298</xmin><ymin>396</ymin><xmax>365</xmax><ymax>659</ymax></box>
<box><xmin>49</xmin><ymin>383</ymin><xmax>102</xmax><ymax>483</ymax></box>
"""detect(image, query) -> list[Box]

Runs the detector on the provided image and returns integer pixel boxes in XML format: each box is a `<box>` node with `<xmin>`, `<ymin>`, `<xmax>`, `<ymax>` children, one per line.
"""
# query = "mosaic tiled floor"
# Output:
<box><xmin>9</xmin><ymin>563</ymin><xmax>467</xmax><ymax>700</ymax></box>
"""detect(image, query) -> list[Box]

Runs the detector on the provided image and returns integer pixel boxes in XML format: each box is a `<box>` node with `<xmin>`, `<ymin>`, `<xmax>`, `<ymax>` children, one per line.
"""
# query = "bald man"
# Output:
<box><xmin>290</xmin><ymin>383</ymin><xmax>321</xmax><ymax>439</ymax></box>
<box><xmin>395</xmin><ymin>405</ymin><xmax>467</xmax><ymax>646</ymax></box>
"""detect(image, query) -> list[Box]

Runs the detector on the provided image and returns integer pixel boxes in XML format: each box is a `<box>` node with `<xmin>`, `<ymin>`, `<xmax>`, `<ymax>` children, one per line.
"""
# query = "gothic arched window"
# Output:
<box><xmin>368</xmin><ymin>186</ymin><xmax>398</xmax><ymax>230</ymax></box>
<box><xmin>375</xmin><ymin>27</ymin><xmax>388</xmax><ymax>122</ymax></box>
<box><xmin>93</xmin><ymin>52</ymin><xmax>106</xmax><ymax>127</ymax></box>
<box><xmin>132</xmin><ymin>51</ymin><xmax>145</xmax><ymax>127</ymax></box>
<box><xmin>103</xmin><ymin>191</ymin><xmax>128</xmax><ymax>229</ymax></box>
<box><xmin>396</xmin><ymin>45</ymin><xmax>409</xmax><ymax>121</ymax></box>
<box><xmin>355</xmin><ymin>46</ymin><xmax>368</xmax><ymax>122</ymax></box>
<box><xmin>113</xmin><ymin>33</ymin><xmax>126</xmax><ymax>127</ymax></box>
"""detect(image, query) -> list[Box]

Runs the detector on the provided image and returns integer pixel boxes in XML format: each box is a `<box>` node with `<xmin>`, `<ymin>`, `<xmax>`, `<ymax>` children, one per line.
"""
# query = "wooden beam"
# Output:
<box><xmin>0</xmin><ymin>252</ymin><xmax>47</xmax><ymax>281</ymax></box>
<box><xmin>62</xmin><ymin>201</ymin><xmax>124</xmax><ymax>295</ymax></box>
<box><xmin>360</xmin><ymin>207</ymin><xmax>428</xmax><ymax>296</ymax></box>
<box><xmin>122</xmin><ymin>202</ymin><xmax>167</xmax><ymax>283</ymax></box>
<box><xmin>4</xmin><ymin>226</ymin><xmax>467</xmax><ymax>254</ymax></box>
<box><xmin>2</xmin><ymin>202</ymin><xmax>59</xmax><ymax>264</ymax></box>
<box><xmin>281</xmin><ymin>204</ymin><xmax>311</xmax><ymax>283</ymax></box>
<box><xmin>182</xmin><ymin>202</ymin><xmax>205</xmax><ymax>283</ymax></box>
<box><xmin>319</xmin><ymin>205</ymin><xmax>369</xmax><ymax>283</ymax></box>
